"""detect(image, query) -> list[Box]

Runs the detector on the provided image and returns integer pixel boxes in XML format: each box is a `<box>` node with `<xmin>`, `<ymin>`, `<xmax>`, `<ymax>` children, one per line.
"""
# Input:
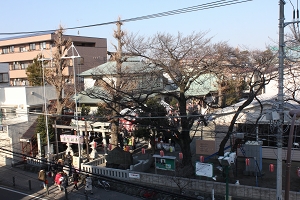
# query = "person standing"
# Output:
<box><xmin>72</xmin><ymin>170</ymin><xmax>79</xmax><ymax>190</ymax></box>
<box><xmin>65</xmin><ymin>152</ymin><xmax>73</xmax><ymax>176</ymax></box>
<box><xmin>38</xmin><ymin>168</ymin><xmax>46</xmax><ymax>189</ymax></box>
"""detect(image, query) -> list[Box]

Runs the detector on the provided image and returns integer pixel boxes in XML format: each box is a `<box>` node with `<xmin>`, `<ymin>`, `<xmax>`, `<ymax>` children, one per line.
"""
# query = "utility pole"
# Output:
<box><xmin>85</xmin><ymin>120</ymin><xmax>89</xmax><ymax>160</ymax></box>
<box><xmin>277</xmin><ymin>1</ymin><xmax>285</xmax><ymax>199</ymax></box>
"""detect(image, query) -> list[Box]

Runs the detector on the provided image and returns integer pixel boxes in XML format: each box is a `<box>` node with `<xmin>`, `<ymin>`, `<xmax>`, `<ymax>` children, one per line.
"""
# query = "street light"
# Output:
<box><xmin>285</xmin><ymin>109</ymin><xmax>300</xmax><ymax>200</ymax></box>
<box><xmin>38</xmin><ymin>49</ymin><xmax>52</xmax><ymax>161</ymax></box>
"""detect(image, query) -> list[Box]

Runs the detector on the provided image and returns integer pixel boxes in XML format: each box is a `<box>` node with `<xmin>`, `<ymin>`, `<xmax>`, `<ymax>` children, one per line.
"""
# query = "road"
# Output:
<box><xmin>0</xmin><ymin>186</ymin><xmax>47</xmax><ymax>200</ymax></box>
<box><xmin>0</xmin><ymin>184</ymin><xmax>141</xmax><ymax>200</ymax></box>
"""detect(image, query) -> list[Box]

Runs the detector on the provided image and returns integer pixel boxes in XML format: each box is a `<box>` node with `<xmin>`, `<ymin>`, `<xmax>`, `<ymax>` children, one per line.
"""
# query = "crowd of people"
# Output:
<box><xmin>37</xmin><ymin>152</ymin><xmax>93</xmax><ymax>194</ymax></box>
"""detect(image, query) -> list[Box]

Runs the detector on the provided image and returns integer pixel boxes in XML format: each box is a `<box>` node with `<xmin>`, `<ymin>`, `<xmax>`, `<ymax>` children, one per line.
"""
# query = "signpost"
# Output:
<box><xmin>153</xmin><ymin>155</ymin><xmax>176</xmax><ymax>174</ymax></box>
<box><xmin>195</xmin><ymin>162</ymin><xmax>213</xmax><ymax>177</ymax></box>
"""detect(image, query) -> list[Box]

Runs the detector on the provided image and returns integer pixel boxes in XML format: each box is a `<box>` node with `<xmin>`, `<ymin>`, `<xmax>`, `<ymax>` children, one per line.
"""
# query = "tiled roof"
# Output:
<box><xmin>80</xmin><ymin>56</ymin><xmax>158</xmax><ymax>76</ymax></box>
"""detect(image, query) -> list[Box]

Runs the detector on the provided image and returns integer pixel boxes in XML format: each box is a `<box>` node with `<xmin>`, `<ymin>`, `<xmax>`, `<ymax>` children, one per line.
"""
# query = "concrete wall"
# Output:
<box><xmin>80</xmin><ymin>161</ymin><xmax>300</xmax><ymax>200</ymax></box>
<box><xmin>0</xmin><ymin>85</ymin><xmax>56</xmax><ymax>108</ymax></box>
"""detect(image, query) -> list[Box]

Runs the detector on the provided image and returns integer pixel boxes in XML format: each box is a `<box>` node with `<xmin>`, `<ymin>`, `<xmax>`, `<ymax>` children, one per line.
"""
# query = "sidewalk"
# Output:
<box><xmin>0</xmin><ymin>166</ymin><xmax>99</xmax><ymax>200</ymax></box>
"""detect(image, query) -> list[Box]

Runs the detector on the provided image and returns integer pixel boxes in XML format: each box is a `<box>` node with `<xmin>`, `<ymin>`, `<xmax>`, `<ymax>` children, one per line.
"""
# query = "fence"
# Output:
<box><xmin>80</xmin><ymin>157</ymin><xmax>300</xmax><ymax>200</ymax></box>
<box><xmin>24</xmin><ymin>153</ymin><xmax>300</xmax><ymax>199</ymax></box>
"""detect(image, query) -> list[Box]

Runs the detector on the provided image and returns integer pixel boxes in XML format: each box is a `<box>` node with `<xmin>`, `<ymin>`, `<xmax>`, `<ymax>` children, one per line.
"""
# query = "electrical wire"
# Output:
<box><xmin>0</xmin><ymin>0</ymin><xmax>253</xmax><ymax>36</ymax></box>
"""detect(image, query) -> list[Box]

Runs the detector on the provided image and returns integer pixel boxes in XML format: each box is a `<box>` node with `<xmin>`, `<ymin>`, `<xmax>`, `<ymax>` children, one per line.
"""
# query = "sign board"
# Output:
<box><xmin>195</xmin><ymin>162</ymin><xmax>213</xmax><ymax>177</ymax></box>
<box><xmin>72</xmin><ymin>156</ymin><xmax>80</xmax><ymax>169</ymax></box>
<box><xmin>129</xmin><ymin>173</ymin><xmax>140</xmax><ymax>179</ymax></box>
<box><xmin>60</xmin><ymin>134</ymin><xmax>84</xmax><ymax>144</ymax></box>
<box><xmin>153</xmin><ymin>155</ymin><xmax>176</xmax><ymax>171</ymax></box>
<box><xmin>196</xmin><ymin>140</ymin><xmax>215</xmax><ymax>155</ymax></box>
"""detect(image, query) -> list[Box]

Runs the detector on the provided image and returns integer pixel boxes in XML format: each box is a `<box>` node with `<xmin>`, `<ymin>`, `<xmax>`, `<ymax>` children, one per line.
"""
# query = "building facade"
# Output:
<box><xmin>0</xmin><ymin>63</ymin><xmax>9</xmax><ymax>87</ymax></box>
<box><xmin>0</xmin><ymin>32</ymin><xmax>107</xmax><ymax>86</ymax></box>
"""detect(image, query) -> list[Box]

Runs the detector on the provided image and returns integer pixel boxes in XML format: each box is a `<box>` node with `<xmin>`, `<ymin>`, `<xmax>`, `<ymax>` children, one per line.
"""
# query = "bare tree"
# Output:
<box><xmin>217</xmin><ymin>49</ymin><xmax>278</xmax><ymax>155</ymax></box>
<box><xmin>82</xmin><ymin>19</ymin><xmax>158</xmax><ymax>150</ymax></box>
<box><xmin>124</xmin><ymin>31</ymin><xmax>233</xmax><ymax>175</ymax></box>
<box><xmin>45</xmin><ymin>26</ymin><xmax>73</xmax><ymax>116</ymax></box>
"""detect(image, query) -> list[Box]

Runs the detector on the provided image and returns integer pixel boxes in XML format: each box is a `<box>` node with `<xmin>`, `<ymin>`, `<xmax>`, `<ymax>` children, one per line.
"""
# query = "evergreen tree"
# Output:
<box><xmin>81</xmin><ymin>104</ymin><xmax>91</xmax><ymax>117</ymax></box>
<box><xmin>26</xmin><ymin>54</ymin><xmax>45</xmax><ymax>86</ymax></box>
<box><xmin>35</xmin><ymin>115</ymin><xmax>55</xmax><ymax>152</ymax></box>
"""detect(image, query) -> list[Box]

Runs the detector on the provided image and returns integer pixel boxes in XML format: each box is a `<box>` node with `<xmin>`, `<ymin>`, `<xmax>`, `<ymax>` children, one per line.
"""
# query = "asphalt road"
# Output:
<box><xmin>0</xmin><ymin>186</ymin><xmax>47</xmax><ymax>200</ymax></box>
<box><xmin>0</xmin><ymin>184</ymin><xmax>142</xmax><ymax>200</ymax></box>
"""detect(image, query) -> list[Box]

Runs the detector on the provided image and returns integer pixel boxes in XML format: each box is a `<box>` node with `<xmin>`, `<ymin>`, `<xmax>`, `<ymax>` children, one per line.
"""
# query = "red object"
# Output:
<box><xmin>269</xmin><ymin>164</ymin><xmax>274</xmax><ymax>172</ymax></box>
<box><xmin>200</xmin><ymin>156</ymin><xmax>204</xmax><ymax>162</ymax></box>
<box><xmin>297</xmin><ymin>168</ymin><xmax>300</xmax><ymax>177</ymax></box>
<box><xmin>245</xmin><ymin>158</ymin><xmax>250</xmax><ymax>166</ymax></box>
<box><xmin>126</xmin><ymin>146</ymin><xmax>130</xmax><ymax>151</ymax></box>
<box><xmin>54</xmin><ymin>173</ymin><xmax>63</xmax><ymax>185</ymax></box>
<box><xmin>94</xmin><ymin>141</ymin><xmax>97</xmax><ymax>149</ymax></box>
<box><xmin>160</xmin><ymin>150</ymin><xmax>164</xmax><ymax>157</ymax></box>
<box><xmin>108</xmin><ymin>144</ymin><xmax>112</xmax><ymax>150</ymax></box>
<box><xmin>141</xmin><ymin>148</ymin><xmax>145</xmax><ymax>154</ymax></box>
<box><xmin>179</xmin><ymin>152</ymin><xmax>183</xmax><ymax>160</ymax></box>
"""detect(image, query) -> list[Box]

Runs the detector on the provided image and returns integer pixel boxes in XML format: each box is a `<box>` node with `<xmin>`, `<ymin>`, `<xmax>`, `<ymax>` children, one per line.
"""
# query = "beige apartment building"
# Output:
<box><xmin>0</xmin><ymin>31</ymin><xmax>107</xmax><ymax>86</ymax></box>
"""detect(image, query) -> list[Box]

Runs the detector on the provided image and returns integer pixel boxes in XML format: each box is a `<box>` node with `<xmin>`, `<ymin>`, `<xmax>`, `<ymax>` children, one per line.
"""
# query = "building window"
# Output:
<box><xmin>2</xmin><ymin>47</ymin><xmax>9</xmax><ymax>54</ymax></box>
<box><xmin>29</xmin><ymin>43</ymin><xmax>36</xmax><ymax>50</ymax></box>
<box><xmin>19</xmin><ymin>47</ymin><xmax>26</xmax><ymax>52</ymax></box>
<box><xmin>40</xmin><ymin>42</ymin><xmax>46</xmax><ymax>50</ymax></box>
<box><xmin>0</xmin><ymin>73</ymin><xmax>9</xmax><ymax>83</ymax></box>
<box><xmin>12</xmin><ymin>62</ymin><xmax>19</xmax><ymax>70</ymax></box>
<box><xmin>9</xmin><ymin>46</ymin><xmax>14</xmax><ymax>53</ymax></box>
<box><xmin>20</xmin><ymin>63</ymin><xmax>28</xmax><ymax>69</ymax></box>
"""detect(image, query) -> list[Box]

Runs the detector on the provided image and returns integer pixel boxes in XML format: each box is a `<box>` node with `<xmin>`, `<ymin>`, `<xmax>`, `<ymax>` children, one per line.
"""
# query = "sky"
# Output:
<box><xmin>0</xmin><ymin>1</ymin><xmax>296</xmax><ymax>51</ymax></box>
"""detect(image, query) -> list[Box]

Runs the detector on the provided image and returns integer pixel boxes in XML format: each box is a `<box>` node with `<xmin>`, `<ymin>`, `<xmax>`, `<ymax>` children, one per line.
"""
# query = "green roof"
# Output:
<box><xmin>185</xmin><ymin>73</ymin><xmax>218</xmax><ymax>96</ymax></box>
<box><xmin>80</xmin><ymin>56</ymin><xmax>158</xmax><ymax>76</ymax></box>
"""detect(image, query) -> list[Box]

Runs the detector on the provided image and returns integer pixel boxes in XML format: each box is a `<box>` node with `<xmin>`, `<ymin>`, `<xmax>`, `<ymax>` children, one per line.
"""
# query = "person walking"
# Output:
<box><xmin>84</xmin><ymin>174</ymin><xmax>93</xmax><ymax>195</ymax></box>
<box><xmin>55</xmin><ymin>171</ymin><xmax>64</xmax><ymax>191</ymax></box>
<box><xmin>38</xmin><ymin>168</ymin><xmax>47</xmax><ymax>189</ymax></box>
<box><xmin>72</xmin><ymin>170</ymin><xmax>79</xmax><ymax>190</ymax></box>
<box><xmin>61</xmin><ymin>172</ymin><xmax>68</xmax><ymax>191</ymax></box>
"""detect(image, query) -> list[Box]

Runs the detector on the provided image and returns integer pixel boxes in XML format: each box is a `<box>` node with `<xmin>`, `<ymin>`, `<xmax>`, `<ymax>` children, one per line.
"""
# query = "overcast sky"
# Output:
<box><xmin>0</xmin><ymin>1</ymin><xmax>296</xmax><ymax>51</ymax></box>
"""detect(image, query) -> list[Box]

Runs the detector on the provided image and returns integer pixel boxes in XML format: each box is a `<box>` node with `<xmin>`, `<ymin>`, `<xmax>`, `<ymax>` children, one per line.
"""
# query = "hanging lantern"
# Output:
<box><xmin>269</xmin><ymin>164</ymin><xmax>274</xmax><ymax>172</ymax></box>
<box><xmin>179</xmin><ymin>152</ymin><xmax>183</xmax><ymax>160</ymax></box>
<box><xmin>160</xmin><ymin>150</ymin><xmax>164</xmax><ymax>157</ymax></box>
<box><xmin>297</xmin><ymin>168</ymin><xmax>300</xmax><ymax>177</ymax></box>
<box><xmin>93</xmin><ymin>141</ymin><xmax>97</xmax><ymax>149</ymax></box>
<box><xmin>108</xmin><ymin>144</ymin><xmax>112</xmax><ymax>150</ymax></box>
<box><xmin>126</xmin><ymin>146</ymin><xmax>130</xmax><ymax>152</ymax></box>
<box><xmin>200</xmin><ymin>156</ymin><xmax>204</xmax><ymax>163</ymax></box>
<box><xmin>141</xmin><ymin>148</ymin><xmax>145</xmax><ymax>154</ymax></box>
<box><xmin>245</xmin><ymin>158</ymin><xmax>250</xmax><ymax>166</ymax></box>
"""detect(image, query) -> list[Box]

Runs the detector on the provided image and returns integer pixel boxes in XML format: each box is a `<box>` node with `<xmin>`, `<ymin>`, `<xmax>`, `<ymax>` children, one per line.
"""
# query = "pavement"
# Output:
<box><xmin>0</xmin><ymin>164</ymin><xmax>140</xmax><ymax>200</ymax></box>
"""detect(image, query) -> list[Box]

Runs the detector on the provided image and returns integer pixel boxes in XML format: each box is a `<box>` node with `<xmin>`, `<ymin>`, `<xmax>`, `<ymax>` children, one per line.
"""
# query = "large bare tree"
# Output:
<box><xmin>124</xmin><ymin>31</ymin><xmax>233</xmax><ymax>175</ymax></box>
<box><xmin>217</xmin><ymin>49</ymin><xmax>278</xmax><ymax>155</ymax></box>
<box><xmin>45</xmin><ymin>26</ymin><xmax>73</xmax><ymax>116</ymax></box>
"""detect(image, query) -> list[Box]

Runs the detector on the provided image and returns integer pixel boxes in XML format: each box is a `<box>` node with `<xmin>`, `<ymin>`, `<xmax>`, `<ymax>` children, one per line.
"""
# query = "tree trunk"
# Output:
<box><xmin>218</xmin><ymin>91</ymin><xmax>256</xmax><ymax>156</ymax></box>
<box><xmin>177</xmin><ymin>130</ymin><xmax>194</xmax><ymax>177</ymax></box>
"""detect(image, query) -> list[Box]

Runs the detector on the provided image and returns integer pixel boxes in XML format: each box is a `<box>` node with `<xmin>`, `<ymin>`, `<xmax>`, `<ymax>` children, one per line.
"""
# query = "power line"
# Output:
<box><xmin>0</xmin><ymin>0</ymin><xmax>253</xmax><ymax>36</ymax></box>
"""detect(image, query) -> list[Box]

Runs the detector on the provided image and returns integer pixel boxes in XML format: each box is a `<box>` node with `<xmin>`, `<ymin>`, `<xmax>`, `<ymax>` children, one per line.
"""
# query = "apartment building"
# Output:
<box><xmin>0</xmin><ymin>63</ymin><xmax>9</xmax><ymax>87</ymax></box>
<box><xmin>0</xmin><ymin>31</ymin><xmax>107</xmax><ymax>86</ymax></box>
